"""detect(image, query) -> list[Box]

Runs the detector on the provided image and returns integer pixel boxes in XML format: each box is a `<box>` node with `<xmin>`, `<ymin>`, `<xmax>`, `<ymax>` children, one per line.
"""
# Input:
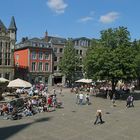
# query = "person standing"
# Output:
<box><xmin>94</xmin><ymin>110</ymin><xmax>103</xmax><ymax>125</ymax></box>
<box><xmin>52</xmin><ymin>88</ymin><xmax>56</xmax><ymax>96</ymax></box>
<box><xmin>79</xmin><ymin>92</ymin><xmax>84</xmax><ymax>105</ymax></box>
<box><xmin>85</xmin><ymin>93</ymin><xmax>90</xmax><ymax>105</ymax></box>
<box><xmin>76</xmin><ymin>92</ymin><xmax>79</xmax><ymax>104</ymax></box>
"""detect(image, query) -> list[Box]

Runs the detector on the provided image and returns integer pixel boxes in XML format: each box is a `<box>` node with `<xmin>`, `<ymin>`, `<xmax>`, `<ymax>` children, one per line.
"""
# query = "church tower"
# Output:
<box><xmin>0</xmin><ymin>16</ymin><xmax>17</xmax><ymax>80</ymax></box>
<box><xmin>8</xmin><ymin>16</ymin><xmax>17</xmax><ymax>41</ymax></box>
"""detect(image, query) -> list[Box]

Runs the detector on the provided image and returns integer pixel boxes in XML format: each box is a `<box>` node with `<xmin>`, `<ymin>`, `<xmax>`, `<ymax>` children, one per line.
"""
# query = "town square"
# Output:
<box><xmin>1</xmin><ymin>0</ymin><xmax>140</xmax><ymax>140</ymax></box>
<box><xmin>0</xmin><ymin>86</ymin><xmax>140</xmax><ymax>140</ymax></box>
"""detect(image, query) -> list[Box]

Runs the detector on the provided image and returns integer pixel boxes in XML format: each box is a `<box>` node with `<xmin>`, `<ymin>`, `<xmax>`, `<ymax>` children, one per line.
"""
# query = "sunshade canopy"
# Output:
<box><xmin>75</xmin><ymin>78</ymin><xmax>92</xmax><ymax>83</ymax></box>
<box><xmin>7</xmin><ymin>78</ymin><xmax>32</xmax><ymax>88</ymax></box>
<box><xmin>0</xmin><ymin>77</ymin><xmax>9</xmax><ymax>83</ymax></box>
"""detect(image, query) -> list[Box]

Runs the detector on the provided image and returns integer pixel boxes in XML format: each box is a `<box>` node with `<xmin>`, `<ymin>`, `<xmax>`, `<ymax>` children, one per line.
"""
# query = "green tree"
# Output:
<box><xmin>133</xmin><ymin>39</ymin><xmax>140</xmax><ymax>88</ymax></box>
<box><xmin>84</xmin><ymin>27</ymin><xmax>137</xmax><ymax>92</ymax></box>
<box><xmin>101</xmin><ymin>26</ymin><xmax>130</xmax><ymax>48</ymax></box>
<box><xmin>59</xmin><ymin>40</ymin><xmax>79</xmax><ymax>84</ymax></box>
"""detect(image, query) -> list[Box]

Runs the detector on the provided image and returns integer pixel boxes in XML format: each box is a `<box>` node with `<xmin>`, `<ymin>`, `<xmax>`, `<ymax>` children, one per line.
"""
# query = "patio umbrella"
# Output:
<box><xmin>0</xmin><ymin>77</ymin><xmax>9</xmax><ymax>83</ymax></box>
<box><xmin>75</xmin><ymin>78</ymin><xmax>92</xmax><ymax>83</ymax></box>
<box><xmin>7</xmin><ymin>78</ymin><xmax>32</xmax><ymax>88</ymax></box>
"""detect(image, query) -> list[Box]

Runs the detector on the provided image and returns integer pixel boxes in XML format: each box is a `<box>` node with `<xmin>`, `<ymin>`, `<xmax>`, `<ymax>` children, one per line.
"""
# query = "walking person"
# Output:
<box><xmin>94</xmin><ymin>109</ymin><xmax>103</xmax><ymax>125</ymax></box>
<box><xmin>112</xmin><ymin>94</ymin><xmax>116</xmax><ymax>107</ymax></box>
<box><xmin>130</xmin><ymin>95</ymin><xmax>134</xmax><ymax>107</ymax></box>
<box><xmin>76</xmin><ymin>92</ymin><xmax>79</xmax><ymax>104</ymax></box>
<box><xmin>126</xmin><ymin>95</ymin><xmax>131</xmax><ymax>108</ymax></box>
<box><xmin>85</xmin><ymin>93</ymin><xmax>90</xmax><ymax>105</ymax></box>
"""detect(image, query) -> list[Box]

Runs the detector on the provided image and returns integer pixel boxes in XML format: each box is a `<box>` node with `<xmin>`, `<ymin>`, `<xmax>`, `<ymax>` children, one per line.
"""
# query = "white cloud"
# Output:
<box><xmin>78</xmin><ymin>16</ymin><xmax>93</xmax><ymax>23</ymax></box>
<box><xmin>99</xmin><ymin>12</ymin><xmax>119</xmax><ymax>24</ymax></box>
<box><xmin>47</xmin><ymin>0</ymin><xmax>68</xmax><ymax>14</ymax></box>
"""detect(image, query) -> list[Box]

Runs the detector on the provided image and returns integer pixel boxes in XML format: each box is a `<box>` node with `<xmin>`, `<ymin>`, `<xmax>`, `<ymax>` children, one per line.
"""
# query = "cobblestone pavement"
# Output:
<box><xmin>0</xmin><ymin>87</ymin><xmax>140</xmax><ymax>140</ymax></box>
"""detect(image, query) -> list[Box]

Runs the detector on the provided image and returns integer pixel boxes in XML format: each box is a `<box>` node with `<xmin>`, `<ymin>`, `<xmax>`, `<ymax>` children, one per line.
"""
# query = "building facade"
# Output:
<box><xmin>43</xmin><ymin>31</ymin><xmax>67</xmax><ymax>85</ymax></box>
<box><xmin>14</xmin><ymin>37</ymin><xmax>53</xmax><ymax>85</ymax></box>
<box><xmin>0</xmin><ymin>16</ymin><xmax>17</xmax><ymax>80</ymax></box>
<box><xmin>72</xmin><ymin>37</ymin><xmax>91</xmax><ymax>79</ymax></box>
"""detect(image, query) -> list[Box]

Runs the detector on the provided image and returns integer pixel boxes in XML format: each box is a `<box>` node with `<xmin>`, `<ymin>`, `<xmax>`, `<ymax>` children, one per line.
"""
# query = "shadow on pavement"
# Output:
<box><xmin>0</xmin><ymin>116</ymin><xmax>53</xmax><ymax>140</ymax></box>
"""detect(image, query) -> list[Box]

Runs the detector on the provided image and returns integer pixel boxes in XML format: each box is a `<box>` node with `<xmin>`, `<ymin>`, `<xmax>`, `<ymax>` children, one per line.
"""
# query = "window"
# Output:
<box><xmin>59</xmin><ymin>57</ymin><xmax>62</xmax><ymax>61</ymax></box>
<box><xmin>32</xmin><ymin>62</ymin><xmax>36</xmax><ymax>71</ymax></box>
<box><xmin>54</xmin><ymin>57</ymin><xmax>57</xmax><ymax>61</ymax></box>
<box><xmin>40</xmin><ymin>43</ymin><xmax>44</xmax><ymax>47</ymax></box>
<box><xmin>80</xmin><ymin>41</ymin><xmax>84</xmax><ymax>46</ymax></box>
<box><xmin>59</xmin><ymin>48</ymin><xmax>63</xmax><ymax>53</ymax></box>
<box><xmin>39</xmin><ymin>52</ymin><xmax>43</xmax><ymax>60</ymax></box>
<box><xmin>45</xmin><ymin>52</ymin><xmax>49</xmax><ymax>60</ymax></box>
<box><xmin>76</xmin><ymin>50</ymin><xmax>78</xmax><ymax>54</ymax></box>
<box><xmin>80</xmin><ymin>58</ymin><xmax>82</xmax><ymax>64</ymax></box>
<box><xmin>80</xmin><ymin>50</ymin><xmax>82</xmax><ymax>55</ymax></box>
<box><xmin>32</xmin><ymin>52</ymin><xmax>36</xmax><ymax>59</ymax></box>
<box><xmin>45</xmin><ymin>63</ymin><xmax>49</xmax><ymax>71</ymax></box>
<box><xmin>16</xmin><ymin>54</ymin><xmax>19</xmax><ymax>60</ymax></box>
<box><xmin>5</xmin><ymin>59</ymin><xmax>7</xmax><ymax>65</ymax></box>
<box><xmin>33</xmin><ymin>43</ymin><xmax>38</xmax><ymax>47</ymax></box>
<box><xmin>16</xmin><ymin>62</ymin><xmax>19</xmax><ymax>66</ymax></box>
<box><xmin>54</xmin><ymin>48</ymin><xmax>57</xmax><ymax>53</ymax></box>
<box><xmin>59</xmin><ymin>66</ymin><xmax>61</xmax><ymax>71</ymax></box>
<box><xmin>8</xmin><ymin>59</ymin><xmax>10</xmax><ymax>65</ymax></box>
<box><xmin>5</xmin><ymin>53</ymin><xmax>11</xmax><ymax>65</ymax></box>
<box><xmin>54</xmin><ymin>66</ymin><xmax>57</xmax><ymax>71</ymax></box>
<box><xmin>38</xmin><ymin>62</ymin><xmax>43</xmax><ymax>71</ymax></box>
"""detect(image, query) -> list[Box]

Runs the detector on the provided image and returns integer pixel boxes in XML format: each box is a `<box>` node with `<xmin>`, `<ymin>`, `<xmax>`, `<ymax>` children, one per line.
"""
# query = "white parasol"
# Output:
<box><xmin>0</xmin><ymin>77</ymin><xmax>9</xmax><ymax>83</ymax></box>
<box><xmin>7</xmin><ymin>78</ymin><xmax>32</xmax><ymax>88</ymax></box>
<box><xmin>75</xmin><ymin>78</ymin><xmax>92</xmax><ymax>83</ymax></box>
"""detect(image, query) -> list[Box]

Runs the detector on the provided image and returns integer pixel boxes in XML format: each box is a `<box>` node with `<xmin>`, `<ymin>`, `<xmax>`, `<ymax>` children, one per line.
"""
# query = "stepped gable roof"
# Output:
<box><xmin>0</xmin><ymin>19</ymin><xmax>7</xmax><ymax>31</ymax></box>
<box><xmin>8</xmin><ymin>16</ymin><xmax>17</xmax><ymax>30</ymax></box>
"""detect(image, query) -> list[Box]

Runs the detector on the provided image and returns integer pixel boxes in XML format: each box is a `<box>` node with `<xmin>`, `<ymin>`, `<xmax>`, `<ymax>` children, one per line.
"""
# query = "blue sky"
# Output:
<box><xmin>0</xmin><ymin>0</ymin><xmax>140</xmax><ymax>42</ymax></box>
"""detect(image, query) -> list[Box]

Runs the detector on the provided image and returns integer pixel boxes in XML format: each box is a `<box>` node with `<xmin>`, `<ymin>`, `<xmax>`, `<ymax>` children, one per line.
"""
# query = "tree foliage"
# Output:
<box><xmin>84</xmin><ymin>26</ymin><xmax>137</xmax><ymax>91</ymax></box>
<box><xmin>59</xmin><ymin>40</ymin><xmax>79</xmax><ymax>83</ymax></box>
<box><xmin>100</xmin><ymin>26</ymin><xmax>130</xmax><ymax>48</ymax></box>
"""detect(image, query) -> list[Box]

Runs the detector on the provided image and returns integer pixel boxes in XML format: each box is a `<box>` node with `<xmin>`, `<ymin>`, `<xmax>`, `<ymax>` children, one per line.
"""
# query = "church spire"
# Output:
<box><xmin>8</xmin><ymin>16</ymin><xmax>17</xmax><ymax>30</ymax></box>
<box><xmin>0</xmin><ymin>19</ymin><xmax>7</xmax><ymax>31</ymax></box>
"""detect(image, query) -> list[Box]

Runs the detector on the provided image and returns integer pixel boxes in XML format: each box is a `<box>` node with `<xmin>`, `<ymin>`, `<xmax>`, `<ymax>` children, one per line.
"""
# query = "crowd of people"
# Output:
<box><xmin>0</xmin><ymin>85</ymin><xmax>63</xmax><ymax>120</ymax></box>
<box><xmin>0</xmin><ymin>81</ymin><xmax>136</xmax><ymax>125</ymax></box>
<box><xmin>71</xmin><ymin>82</ymin><xmax>135</xmax><ymax>99</ymax></box>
